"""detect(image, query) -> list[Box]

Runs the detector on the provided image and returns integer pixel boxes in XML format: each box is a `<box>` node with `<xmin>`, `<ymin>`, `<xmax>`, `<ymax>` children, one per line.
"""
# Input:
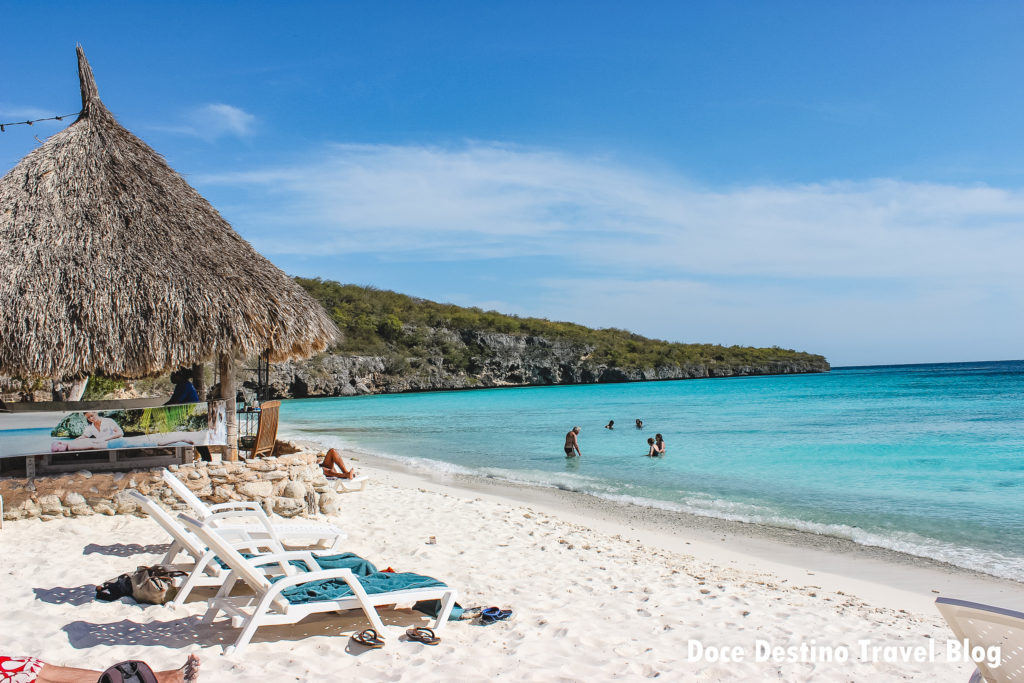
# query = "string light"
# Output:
<box><xmin>0</xmin><ymin>111</ymin><xmax>80</xmax><ymax>133</ymax></box>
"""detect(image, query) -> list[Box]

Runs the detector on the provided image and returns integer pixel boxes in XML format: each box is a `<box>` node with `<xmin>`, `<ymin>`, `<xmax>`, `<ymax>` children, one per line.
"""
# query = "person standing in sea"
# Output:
<box><xmin>564</xmin><ymin>426</ymin><xmax>581</xmax><ymax>457</ymax></box>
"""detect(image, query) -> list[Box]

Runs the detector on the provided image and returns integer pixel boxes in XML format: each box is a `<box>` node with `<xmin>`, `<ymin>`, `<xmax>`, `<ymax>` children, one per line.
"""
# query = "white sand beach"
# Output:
<box><xmin>2</xmin><ymin>450</ymin><xmax>1021</xmax><ymax>682</ymax></box>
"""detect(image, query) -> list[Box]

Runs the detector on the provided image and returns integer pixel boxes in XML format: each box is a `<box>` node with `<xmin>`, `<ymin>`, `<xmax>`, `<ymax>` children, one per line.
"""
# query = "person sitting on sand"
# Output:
<box><xmin>0</xmin><ymin>653</ymin><xmax>198</xmax><ymax>683</ymax></box>
<box><xmin>655</xmin><ymin>433</ymin><xmax>666</xmax><ymax>454</ymax></box>
<box><xmin>646</xmin><ymin>437</ymin><xmax>659</xmax><ymax>456</ymax></box>
<box><xmin>320</xmin><ymin>448</ymin><xmax>358</xmax><ymax>479</ymax></box>
<box><xmin>605</xmin><ymin>420</ymin><xmax>614</xmax><ymax>429</ymax></box>
<box><xmin>635</xmin><ymin>419</ymin><xmax>643</xmax><ymax>429</ymax></box>
<box><xmin>564</xmin><ymin>426</ymin><xmax>581</xmax><ymax>457</ymax></box>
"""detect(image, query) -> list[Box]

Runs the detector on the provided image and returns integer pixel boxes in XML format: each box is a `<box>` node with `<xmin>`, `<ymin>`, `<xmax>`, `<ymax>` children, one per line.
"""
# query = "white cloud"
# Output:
<box><xmin>196</xmin><ymin>142</ymin><xmax>1024</xmax><ymax>365</ymax></box>
<box><xmin>202</xmin><ymin>142</ymin><xmax>1024</xmax><ymax>281</ymax></box>
<box><xmin>156</xmin><ymin>103</ymin><xmax>256</xmax><ymax>140</ymax></box>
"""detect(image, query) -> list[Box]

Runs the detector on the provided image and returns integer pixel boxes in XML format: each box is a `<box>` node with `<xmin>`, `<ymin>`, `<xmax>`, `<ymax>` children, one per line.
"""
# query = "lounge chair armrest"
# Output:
<box><xmin>208</xmin><ymin>501</ymin><xmax>265</xmax><ymax>514</ymax></box>
<box><xmin>248</xmin><ymin>550</ymin><xmax>320</xmax><ymax>568</ymax></box>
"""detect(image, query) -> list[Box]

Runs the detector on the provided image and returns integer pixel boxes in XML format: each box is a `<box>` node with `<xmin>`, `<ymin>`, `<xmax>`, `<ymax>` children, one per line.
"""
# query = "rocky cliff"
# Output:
<box><xmin>258</xmin><ymin>328</ymin><xmax>830</xmax><ymax>399</ymax></box>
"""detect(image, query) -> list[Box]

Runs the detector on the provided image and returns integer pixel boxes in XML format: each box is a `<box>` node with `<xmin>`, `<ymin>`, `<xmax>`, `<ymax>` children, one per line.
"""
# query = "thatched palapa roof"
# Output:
<box><xmin>0</xmin><ymin>47</ymin><xmax>337</xmax><ymax>380</ymax></box>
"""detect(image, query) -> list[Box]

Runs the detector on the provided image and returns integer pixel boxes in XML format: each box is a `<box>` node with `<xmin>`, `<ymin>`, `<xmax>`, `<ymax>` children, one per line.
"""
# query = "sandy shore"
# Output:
<box><xmin>2</xmin><ymin>449</ymin><xmax>1021</xmax><ymax>681</ymax></box>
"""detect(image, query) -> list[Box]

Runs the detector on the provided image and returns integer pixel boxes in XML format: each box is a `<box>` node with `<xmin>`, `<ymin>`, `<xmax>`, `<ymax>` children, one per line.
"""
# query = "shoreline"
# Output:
<box><xmin>320</xmin><ymin>441</ymin><xmax>1024</xmax><ymax>613</ymax></box>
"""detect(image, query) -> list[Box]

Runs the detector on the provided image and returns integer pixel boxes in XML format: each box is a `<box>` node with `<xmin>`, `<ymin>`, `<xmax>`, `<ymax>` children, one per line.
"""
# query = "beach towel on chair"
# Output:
<box><xmin>219</xmin><ymin>551</ymin><xmax>378</xmax><ymax>576</ymax></box>
<box><xmin>291</xmin><ymin>552</ymin><xmax>379</xmax><ymax>576</ymax></box>
<box><xmin>281</xmin><ymin>571</ymin><xmax>446</xmax><ymax>604</ymax></box>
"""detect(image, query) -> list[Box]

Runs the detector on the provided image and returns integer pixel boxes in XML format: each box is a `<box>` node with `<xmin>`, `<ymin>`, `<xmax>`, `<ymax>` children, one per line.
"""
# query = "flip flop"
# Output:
<box><xmin>351</xmin><ymin>628</ymin><xmax>385</xmax><ymax>649</ymax></box>
<box><xmin>480</xmin><ymin>607</ymin><xmax>513</xmax><ymax>624</ymax></box>
<box><xmin>405</xmin><ymin>626</ymin><xmax>441</xmax><ymax>645</ymax></box>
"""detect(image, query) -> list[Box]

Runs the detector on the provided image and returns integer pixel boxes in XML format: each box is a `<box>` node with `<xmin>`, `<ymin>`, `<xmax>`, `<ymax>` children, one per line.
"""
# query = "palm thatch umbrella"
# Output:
<box><xmin>0</xmin><ymin>46</ymin><xmax>338</xmax><ymax>458</ymax></box>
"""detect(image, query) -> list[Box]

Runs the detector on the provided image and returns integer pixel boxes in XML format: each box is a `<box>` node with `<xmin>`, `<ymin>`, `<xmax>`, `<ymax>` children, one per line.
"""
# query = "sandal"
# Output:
<box><xmin>480</xmin><ymin>607</ymin><xmax>513</xmax><ymax>624</ymax></box>
<box><xmin>351</xmin><ymin>628</ymin><xmax>385</xmax><ymax>649</ymax></box>
<box><xmin>405</xmin><ymin>626</ymin><xmax>441</xmax><ymax>645</ymax></box>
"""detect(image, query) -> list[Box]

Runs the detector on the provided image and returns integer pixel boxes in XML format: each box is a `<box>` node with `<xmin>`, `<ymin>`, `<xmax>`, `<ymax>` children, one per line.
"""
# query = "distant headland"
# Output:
<box><xmin>261</xmin><ymin>278</ymin><xmax>830</xmax><ymax>398</ymax></box>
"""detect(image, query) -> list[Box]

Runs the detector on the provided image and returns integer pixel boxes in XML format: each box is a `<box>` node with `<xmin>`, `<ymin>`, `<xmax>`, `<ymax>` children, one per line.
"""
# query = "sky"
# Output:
<box><xmin>2</xmin><ymin>1</ymin><xmax>1023</xmax><ymax>367</ymax></box>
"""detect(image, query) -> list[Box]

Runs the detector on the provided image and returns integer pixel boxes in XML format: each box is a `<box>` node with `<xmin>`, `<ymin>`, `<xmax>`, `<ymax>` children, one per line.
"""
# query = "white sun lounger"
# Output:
<box><xmin>179</xmin><ymin>513</ymin><xmax>457</xmax><ymax>656</ymax></box>
<box><xmin>161</xmin><ymin>468</ymin><xmax>346</xmax><ymax>551</ymax></box>
<box><xmin>935</xmin><ymin>597</ymin><xmax>1024</xmax><ymax>683</ymax></box>
<box><xmin>129</xmin><ymin>490</ymin><xmax>292</xmax><ymax>608</ymax></box>
<box><xmin>329</xmin><ymin>464</ymin><xmax>369</xmax><ymax>492</ymax></box>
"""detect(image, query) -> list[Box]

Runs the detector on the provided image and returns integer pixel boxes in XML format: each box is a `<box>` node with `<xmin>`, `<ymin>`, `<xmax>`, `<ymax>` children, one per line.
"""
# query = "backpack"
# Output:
<box><xmin>97</xmin><ymin>660</ymin><xmax>158</xmax><ymax>683</ymax></box>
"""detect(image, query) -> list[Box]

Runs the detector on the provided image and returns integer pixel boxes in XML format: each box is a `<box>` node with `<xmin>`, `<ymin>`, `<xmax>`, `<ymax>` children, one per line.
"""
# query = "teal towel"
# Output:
<box><xmin>217</xmin><ymin>551</ymin><xmax>377</xmax><ymax>577</ymax></box>
<box><xmin>281</xmin><ymin>571</ymin><xmax>446</xmax><ymax>604</ymax></box>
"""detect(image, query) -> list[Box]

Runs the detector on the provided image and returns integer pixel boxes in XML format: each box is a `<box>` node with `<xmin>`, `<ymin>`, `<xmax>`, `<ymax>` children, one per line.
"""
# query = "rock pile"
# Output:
<box><xmin>0</xmin><ymin>451</ymin><xmax>346</xmax><ymax>522</ymax></box>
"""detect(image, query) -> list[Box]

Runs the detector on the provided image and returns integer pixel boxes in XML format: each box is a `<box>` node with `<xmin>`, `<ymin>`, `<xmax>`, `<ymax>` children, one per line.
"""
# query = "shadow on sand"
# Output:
<box><xmin>34</xmin><ymin>584</ymin><xmax>98</xmax><ymax>606</ymax></box>
<box><xmin>63</xmin><ymin>609</ymin><xmax>435</xmax><ymax>653</ymax></box>
<box><xmin>83</xmin><ymin>542</ymin><xmax>172</xmax><ymax>557</ymax></box>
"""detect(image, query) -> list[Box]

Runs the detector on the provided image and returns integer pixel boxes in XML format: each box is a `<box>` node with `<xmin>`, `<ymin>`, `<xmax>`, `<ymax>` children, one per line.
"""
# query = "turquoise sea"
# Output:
<box><xmin>278</xmin><ymin>361</ymin><xmax>1024</xmax><ymax>582</ymax></box>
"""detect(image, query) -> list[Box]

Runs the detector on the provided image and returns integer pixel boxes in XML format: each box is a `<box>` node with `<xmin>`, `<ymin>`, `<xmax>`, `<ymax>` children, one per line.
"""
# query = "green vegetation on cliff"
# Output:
<box><xmin>297</xmin><ymin>278</ymin><xmax>828</xmax><ymax>372</ymax></box>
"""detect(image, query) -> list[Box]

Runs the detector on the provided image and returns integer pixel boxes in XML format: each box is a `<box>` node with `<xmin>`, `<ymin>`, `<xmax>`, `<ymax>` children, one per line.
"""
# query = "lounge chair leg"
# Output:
<box><xmin>432</xmin><ymin>590</ymin><xmax>457</xmax><ymax>630</ymax></box>
<box><xmin>202</xmin><ymin>603</ymin><xmax>222</xmax><ymax>625</ymax></box>
<box><xmin>172</xmin><ymin>572</ymin><xmax>202</xmax><ymax>609</ymax></box>
<box><xmin>228</xmin><ymin>616</ymin><xmax>261</xmax><ymax>656</ymax></box>
<box><xmin>160</xmin><ymin>540</ymin><xmax>183</xmax><ymax>565</ymax></box>
<box><xmin>359</xmin><ymin>605</ymin><xmax>388</xmax><ymax>635</ymax></box>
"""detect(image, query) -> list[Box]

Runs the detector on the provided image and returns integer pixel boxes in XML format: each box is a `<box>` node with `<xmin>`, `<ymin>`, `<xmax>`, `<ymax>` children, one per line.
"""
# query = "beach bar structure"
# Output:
<box><xmin>0</xmin><ymin>47</ymin><xmax>337</xmax><ymax>460</ymax></box>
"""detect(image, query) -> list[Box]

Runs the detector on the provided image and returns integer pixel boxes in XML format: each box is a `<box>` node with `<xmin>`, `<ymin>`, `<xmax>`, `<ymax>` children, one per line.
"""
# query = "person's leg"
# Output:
<box><xmin>322</xmin><ymin>449</ymin><xmax>355</xmax><ymax>479</ymax></box>
<box><xmin>36</xmin><ymin>654</ymin><xmax>198</xmax><ymax>683</ymax></box>
<box><xmin>36</xmin><ymin>663</ymin><xmax>103</xmax><ymax>683</ymax></box>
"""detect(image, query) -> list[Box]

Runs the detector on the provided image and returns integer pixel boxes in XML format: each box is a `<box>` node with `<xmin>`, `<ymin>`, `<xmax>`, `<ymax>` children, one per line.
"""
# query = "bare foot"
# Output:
<box><xmin>182</xmin><ymin>654</ymin><xmax>199</xmax><ymax>683</ymax></box>
<box><xmin>157</xmin><ymin>654</ymin><xmax>199</xmax><ymax>683</ymax></box>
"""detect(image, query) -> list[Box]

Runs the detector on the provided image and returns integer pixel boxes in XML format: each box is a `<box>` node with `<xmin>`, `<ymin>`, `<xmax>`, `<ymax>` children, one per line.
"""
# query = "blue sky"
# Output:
<box><xmin>3</xmin><ymin>2</ymin><xmax>1023</xmax><ymax>366</ymax></box>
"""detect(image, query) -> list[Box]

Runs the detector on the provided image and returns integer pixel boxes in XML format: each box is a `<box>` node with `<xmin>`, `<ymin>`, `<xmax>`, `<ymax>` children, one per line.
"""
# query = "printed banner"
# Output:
<box><xmin>0</xmin><ymin>401</ymin><xmax>226</xmax><ymax>458</ymax></box>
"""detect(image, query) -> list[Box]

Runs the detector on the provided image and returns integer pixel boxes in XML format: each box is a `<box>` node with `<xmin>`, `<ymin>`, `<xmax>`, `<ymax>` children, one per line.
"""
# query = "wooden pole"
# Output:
<box><xmin>191</xmin><ymin>363</ymin><xmax>206</xmax><ymax>401</ymax></box>
<box><xmin>219</xmin><ymin>353</ymin><xmax>238</xmax><ymax>461</ymax></box>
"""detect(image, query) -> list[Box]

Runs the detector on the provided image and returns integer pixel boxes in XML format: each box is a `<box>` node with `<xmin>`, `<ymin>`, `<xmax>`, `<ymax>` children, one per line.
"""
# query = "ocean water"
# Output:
<box><xmin>279</xmin><ymin>361</ymin><xmax>1024</xmax><ymax>582</ymax></box>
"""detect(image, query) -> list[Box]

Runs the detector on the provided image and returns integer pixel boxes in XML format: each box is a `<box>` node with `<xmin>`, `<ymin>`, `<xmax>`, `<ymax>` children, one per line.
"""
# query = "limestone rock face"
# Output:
<box><xmin>259</xmin><ymin>329</ymin><xmax>831</xmax><ymax>399</ymax></box>
<box><xmin>272</xmin><ymin>497</ymin><xmax>305</xmax><ymax>518</ymax></box>
<box><xmin>112</xmin><ymin>491</ymin><xmax>138</xmax><ymax>514</ymax></box>
<box><xmin>282</xmin><ymin>481</ymin><xmax>308</xmax><ymax>499</ymax></box>
<box><xmin>0</xmin><ymin>448</ymin><xmax>339</xmax><ymax>524</ymax></box>
<box><xmin>38</xmin><ymin>494</ymin><xmax>63</xmax><ymax>515</ymax></box>
<box><xmin>237</xmin><ymin>481</ymin><xmax>274</xmax><ymax>499</ymax></box>
<box><xmin>319</xmin><ymin>491</ymin><xmax>342</xmax><ymax>515</ymax></box>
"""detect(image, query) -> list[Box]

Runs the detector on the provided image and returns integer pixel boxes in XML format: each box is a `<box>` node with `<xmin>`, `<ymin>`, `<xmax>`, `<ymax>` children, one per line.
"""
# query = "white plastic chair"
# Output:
<box><xmin>936</xmin><ymin>597</ymin><xmax>1024</xmax><ymax>683</ymax></box>
<box><xmin>161</xmin><ymin>468</ymin><xmax>346</xmax><ymax>551</ymax></box>
<box><xmin>130</xmin><ymin>490</ymin><xmax>287</xmax><ymax>608</ymax></box>
<box><xmin>331</xmin><ymin>466</ymin><xmax>369</xmax><ymax>493</ymax></box>
<box><xmin>179</xmin><ymin>513</ymin><xmax>457</xmax><ymax>656</ymax></box>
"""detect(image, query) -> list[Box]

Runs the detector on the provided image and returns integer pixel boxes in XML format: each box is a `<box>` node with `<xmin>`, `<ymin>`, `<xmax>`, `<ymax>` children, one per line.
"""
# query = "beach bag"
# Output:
<box><xmin>97</xmin><ymin>660</ymin><xmax>158</xmax><ymax>683</ymax></box>
<box><xmin>129</xmin><ymin>565</ymin><xmax>186</xmax><ymax>605</ymax></box>
<box><xmin>95</xmin><ymin>573</ymin><xmax>133</xmax><ymax>602</ymax></box>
